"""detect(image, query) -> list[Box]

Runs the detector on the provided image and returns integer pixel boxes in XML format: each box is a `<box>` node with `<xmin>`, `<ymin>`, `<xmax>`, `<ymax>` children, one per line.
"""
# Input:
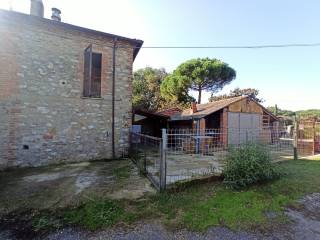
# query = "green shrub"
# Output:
<box><xmin>223</xmin><ymin>143</ymin><xmax>282</xmax><ymax>189</ymax></box>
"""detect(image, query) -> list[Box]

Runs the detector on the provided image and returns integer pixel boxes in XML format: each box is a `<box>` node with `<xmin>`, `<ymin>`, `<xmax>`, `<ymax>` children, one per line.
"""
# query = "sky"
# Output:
<box><xmin>1</xmin><ymin>0</ymin><xmax>319</xmax><ymax>110</ymax></box>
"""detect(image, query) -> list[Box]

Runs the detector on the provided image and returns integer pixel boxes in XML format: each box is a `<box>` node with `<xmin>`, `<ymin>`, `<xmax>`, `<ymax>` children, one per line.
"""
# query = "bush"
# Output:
<box><xmin>223</xmin><ymin>143</ymin><xmax>282</xmax><ymax>189</ymax></box>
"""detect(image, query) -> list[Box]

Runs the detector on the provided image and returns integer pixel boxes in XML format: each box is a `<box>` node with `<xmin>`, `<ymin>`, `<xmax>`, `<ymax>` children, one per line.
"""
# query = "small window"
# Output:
<box><xmin>83</xmin><ymin>44</ymin><xmax>102</xmax><ymax>98</ymax></box>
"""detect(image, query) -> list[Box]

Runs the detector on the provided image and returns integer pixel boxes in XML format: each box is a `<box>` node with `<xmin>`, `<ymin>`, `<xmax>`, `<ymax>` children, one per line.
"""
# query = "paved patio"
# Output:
<box><xmin>165</xmin><ymin>153</ymin><xmax>224</xmax><ymax>184</ymax></box>
<box><xmin>0</xmin><ymin>160</ymin><xmax>155</xmax><ymax>216</ymax></box>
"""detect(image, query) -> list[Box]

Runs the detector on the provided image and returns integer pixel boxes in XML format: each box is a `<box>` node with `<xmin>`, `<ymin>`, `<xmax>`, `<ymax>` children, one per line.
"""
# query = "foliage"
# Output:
<box><xmin>32</xmin><ymin>215</ymin><xmax>62</xmax><ymax>232</ymax></box>
<box><xmin>161</xmin><ymin>58</ymin><xmax>236</xmax><ymax>103</ymax></box>
<box><xmin>133</xmin><ymin>67</ymin><xmax>194</xmax><ymax>111</ymax></box>
<box><xmin>133</xmin><ymin>67</ymin><xmax>168</xmax><ymax>111</ymax></box>
<box><xmin>113</xmin><ymin>165</ymin><xmax>132</xmax><ymax>180</ymax></box>
<box><xmin>160</xmin><ymin>73</ymin><xmax>195</xmax><ymax>104</ymax></box>
<box><xmin>64</xmin><ymin>199</ymin><xmax>127</xmax><ymax>230</ymax></box>
<box><xmin>267</xmin><ymin>106</ymin><xmax>295</xmax><ymax>117</ymax></box>
<box><xmin>267</xmin><ymin>106</ymin><xmax>320</xmax><ymax>120</ymax></box>
<box><xmin>11</xmin><ymin>160</ymin><xmax>320</xmax><ymax>233</ymax></box>
<box><xmin>209</xmin><ymin>88</ymin><xmax>263</xmax><ymax>103</ymax></box>
<box><xmin>223</xmin><ymin>144</ymin><xmax>282</xmax><ymax>189</ymax></box>
<box><xmin>296</xmin><ymin>109</ymin><xmax>320</xmax><ymax>119</ymax></box>
<box><xmin>183</xmin><ymin>188</ymin><xmax>287</xmax><ymax>231</ymax></box>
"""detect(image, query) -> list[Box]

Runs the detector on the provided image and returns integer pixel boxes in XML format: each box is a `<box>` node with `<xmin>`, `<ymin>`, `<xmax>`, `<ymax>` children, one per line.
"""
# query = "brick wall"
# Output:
<box><xmin>0</xmin><ymin>10</ymin><xmax>137</xmax><ymax>169</ymax></box>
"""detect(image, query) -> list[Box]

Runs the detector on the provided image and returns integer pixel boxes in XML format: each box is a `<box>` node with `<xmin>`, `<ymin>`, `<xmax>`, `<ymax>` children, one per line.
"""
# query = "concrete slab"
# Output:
<box><xmin>0</xmin><ymin>160</ymin><xmax>155</xmax><ymax>216</ymax></box>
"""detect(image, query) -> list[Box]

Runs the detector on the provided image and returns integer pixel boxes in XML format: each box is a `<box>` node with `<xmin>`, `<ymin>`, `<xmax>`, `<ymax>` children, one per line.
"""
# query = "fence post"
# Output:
<box><xmin>143</xmin><ymin>151</ymin><xmax>147</xmax><ymax>175</ymax></box>
<box><xmin>313</xmin><ymin>117</ymin><xmax>316</xmax><ymax>155</ymax></box>
<box><xmin>246</xmin><ymin>129</ymin><xmax>248</xmax><ymax>143</ymax></box>
<box><xmin>160</xmin><ymin>128</ymin><xmax>167</xmax><ymax>191</ymax></box>
<box><xmin>293</xmin><ymin>118</ymin><xmax>298</xmax><ymax>160</ymax></box>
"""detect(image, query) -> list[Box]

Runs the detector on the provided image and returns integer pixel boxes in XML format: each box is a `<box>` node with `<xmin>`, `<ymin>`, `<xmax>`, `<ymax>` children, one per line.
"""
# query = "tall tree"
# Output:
<box><xmin>133</xmin><ymin>67</ymin><xmax>167</xmax><ymax>111</ymax></box>
<box><xmin>167</xmin><ymin>58</ymin><xmax>236</xmax><ymax>103</ymax></box>
<box><xmin>160</xmin><ymin>74</ymin><xmax>194</xmax><ymax>104</ymax></box>
<box><xmin>209</xmin><ymin>88</ymin><xmax>264</xmax><ymax>103</ymax></box>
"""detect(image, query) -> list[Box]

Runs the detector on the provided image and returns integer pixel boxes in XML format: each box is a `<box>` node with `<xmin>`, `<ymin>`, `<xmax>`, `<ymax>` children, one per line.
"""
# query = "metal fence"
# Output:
<box><xmin>166</xmin><ymin>127</ymin><xmax>292</xmax><ymax>155</ymax></box>
<box><xmin>297</xmin><ymin>120</ymin><xmax>320</xmax><ymax>156</ymax></box>
<box><xmin>129</xmin><ymin>125</ymin><xmax>315</xmax><ymax>191</ymax></box>
<box><xmin>165</xmin><ymin>127</ymin><xmax>293</xmax><ymax>184</ymax></box>
<box><xmin>129</xmin><ymin>132</ymin><xmax>166</xmax><ymax>191</ymax></box>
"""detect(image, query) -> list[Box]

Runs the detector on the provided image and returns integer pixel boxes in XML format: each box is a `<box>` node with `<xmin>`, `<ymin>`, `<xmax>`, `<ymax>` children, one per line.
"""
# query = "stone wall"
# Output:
<box><xmin>0</xmin><ymin>10</ymin><xmax>137</xmax><ymax>169</ymax></box>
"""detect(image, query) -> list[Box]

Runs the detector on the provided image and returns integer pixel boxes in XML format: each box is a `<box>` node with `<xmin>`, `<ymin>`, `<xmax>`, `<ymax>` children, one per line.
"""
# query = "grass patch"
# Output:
<box><xmin>112</xmin><ymin>165</ymin><xmax>132</xmax><ymax>180</ymax></box>
<box><xmin>5</xmin><ymin>159</ymin><xmax>320</xmax><ymax>233</ymax></box>
<box><xmin>32</xmin><ymin>215</ymin><xmax>62</xmax><ymax>232</ymax></box>
<box><xmin>182</xmin><ymin>187</ymin><xmax>288</xmax><ymax>231</ymax></box>
<box><xmin>183</xmin><ymin>160</ymin><xmax>320</xmax><ymax>231</ymax></box>
<box><xmin>63</xmin><ymin>199</ymin><xmax>129</xmax><ymax>230</ymax></box>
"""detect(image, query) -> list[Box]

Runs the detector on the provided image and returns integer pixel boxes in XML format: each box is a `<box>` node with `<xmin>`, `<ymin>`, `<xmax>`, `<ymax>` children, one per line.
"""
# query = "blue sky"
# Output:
<box><xmin>1</xmin><ymin>0</ymin><xmax>319</xmax><ymax>110</ymax></box>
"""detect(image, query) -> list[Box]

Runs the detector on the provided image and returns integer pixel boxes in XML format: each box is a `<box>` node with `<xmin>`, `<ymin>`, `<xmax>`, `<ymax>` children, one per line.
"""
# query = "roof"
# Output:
<box><xmin>0</xmin><ymin>9</ymin><xmax>143</xmax><ymax>60</ymax></box>
<box><xmin>156</xmin><ymin>108</ymin><xmax>182</xmax><ymax>117</ymax></box>
<box><xmin>171</xmin><ymin>96</ymin><xmax>247</xmax><ymax>120</ymax></box>
<box><xmin>170</xmin><ymin>96</ymin><xmax>279</xmax><ymax>121</ymax></box>
<box><xmin>133</xmin><ymin>109</ymin><xmax>169</xmax><ymax>119</ymax></box>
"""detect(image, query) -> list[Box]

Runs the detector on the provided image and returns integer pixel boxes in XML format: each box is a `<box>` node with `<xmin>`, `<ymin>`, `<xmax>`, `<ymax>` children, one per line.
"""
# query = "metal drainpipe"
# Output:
<box><xmin>112</xmin><ymin>38</ymin><xmax>118</xmax><ymax>159</ymax></box>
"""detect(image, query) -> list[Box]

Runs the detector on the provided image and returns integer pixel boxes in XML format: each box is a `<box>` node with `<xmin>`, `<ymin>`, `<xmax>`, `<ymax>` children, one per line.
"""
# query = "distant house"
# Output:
<box><xmin>0</xmin><ymin>1</ymin><xmax>143</xmax><ymax>169</ymax></box>
<box><xmin>134</xmin><ymin>96</ymin><xmax>279</xmax><ymax>145</ymax></box>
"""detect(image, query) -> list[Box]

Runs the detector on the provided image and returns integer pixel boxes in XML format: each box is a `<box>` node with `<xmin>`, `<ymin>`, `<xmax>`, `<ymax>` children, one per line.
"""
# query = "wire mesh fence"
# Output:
<box><xmin>130</xmin><ymin>123</ymin><xmax>319</xmax><ymax>191</ymax></box>
<box><xmin>297</xmin><ymin>119</ymin><xmax>320</xmax><ymax>156</ymax></box>
<box><xmin>165</xmin><ymin>127</ymin><xmax>293</xmax><ymax>184</ymax></box>
<box><xmin>129</xmin><ymin>132</ymin><xmax>163</xmax><ymax>190</ymax></box>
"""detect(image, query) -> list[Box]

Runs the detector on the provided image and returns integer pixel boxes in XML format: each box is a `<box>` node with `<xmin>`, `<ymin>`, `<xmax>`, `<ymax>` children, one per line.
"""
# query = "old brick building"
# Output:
<box><xmin>0</xmin><ymin>3</ymin><xmax>143</xmax><ymax>169</ymax></box>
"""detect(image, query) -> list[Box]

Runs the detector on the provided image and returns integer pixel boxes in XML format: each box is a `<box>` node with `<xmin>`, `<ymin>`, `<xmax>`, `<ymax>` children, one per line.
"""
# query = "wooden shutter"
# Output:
<box><xmin>83</xmin><ymin>44</ymin><xmax>92</xmax><ymax>97</ymax></box>
<box><xmin>91</xmin><ymin>53</ymin><xmax>102</xmax><ymax>97</ymax></box>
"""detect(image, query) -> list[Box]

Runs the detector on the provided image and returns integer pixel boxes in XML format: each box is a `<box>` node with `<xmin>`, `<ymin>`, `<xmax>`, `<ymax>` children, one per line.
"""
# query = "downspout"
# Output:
<box><xmin>112</xmin><ymin>37</ymin><xmax>118</xmax><ymax>159</ymax></box>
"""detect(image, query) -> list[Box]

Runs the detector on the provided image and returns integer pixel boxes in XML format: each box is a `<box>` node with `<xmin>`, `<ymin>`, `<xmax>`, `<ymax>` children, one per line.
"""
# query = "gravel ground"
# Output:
<box><xmin>1</xmin><ymin>193</ymin><xmax>320</xmax><ymax>240</ymax></box>
<box><xmin>44</xmin><ymin>224</ymin><xmax>261</xmax><ymax>240</ymax></box>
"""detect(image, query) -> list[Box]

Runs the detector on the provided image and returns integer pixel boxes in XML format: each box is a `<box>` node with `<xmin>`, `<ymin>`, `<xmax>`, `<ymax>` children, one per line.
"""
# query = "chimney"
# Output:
<box><xmin>191</xmin><ymin>102</ymin><xmax>197</xmax><ymax>113</ymax></box>
<box><xmin>51</xmin><ymin>8</ymin><xmax>61</xmax><ymax>21</ymax></box>
<box><xmin>30</xmin><ymin>0</ymin><xmax>44</xmax><ymax>18</ymax></box>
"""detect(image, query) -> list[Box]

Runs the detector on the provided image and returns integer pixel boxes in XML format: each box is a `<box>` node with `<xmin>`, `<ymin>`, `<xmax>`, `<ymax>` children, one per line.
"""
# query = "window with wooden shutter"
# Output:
<box><xmin>83</xmin><ymin>44</ymin><xmax>102</xmax><ymax>98</ymax></box>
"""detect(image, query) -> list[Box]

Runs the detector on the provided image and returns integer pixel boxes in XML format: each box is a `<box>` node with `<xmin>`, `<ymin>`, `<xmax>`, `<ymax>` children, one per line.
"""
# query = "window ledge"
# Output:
<box><xmin>81</xmin><ymin>96</ymin><xmax>104</xmax><ymax>100</ymax></box>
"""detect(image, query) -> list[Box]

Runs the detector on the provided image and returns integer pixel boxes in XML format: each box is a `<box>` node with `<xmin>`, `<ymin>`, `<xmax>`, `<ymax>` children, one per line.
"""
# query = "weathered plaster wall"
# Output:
<box><xmin>0</xmin><ymin>10</ymin><xmax>135</xmax><ymax>169</ymax></box>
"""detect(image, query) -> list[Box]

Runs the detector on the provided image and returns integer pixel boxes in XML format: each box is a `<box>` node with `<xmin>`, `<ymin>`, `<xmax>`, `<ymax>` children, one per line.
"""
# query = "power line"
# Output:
<box><xmin>124</xmin><ymin>42</ymin><xmax>320</xmax><ymax>49</ymax></box>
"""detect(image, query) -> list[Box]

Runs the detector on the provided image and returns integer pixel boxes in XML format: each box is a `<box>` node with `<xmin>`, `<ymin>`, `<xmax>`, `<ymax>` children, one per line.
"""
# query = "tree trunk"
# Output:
<box><xmin>198</xmin><ymin>88</ymin><xmax>202</xmax><ymax>104</ymax></box>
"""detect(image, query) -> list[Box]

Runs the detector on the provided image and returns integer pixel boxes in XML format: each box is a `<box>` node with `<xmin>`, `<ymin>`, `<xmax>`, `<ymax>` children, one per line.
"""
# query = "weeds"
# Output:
<box><xmin>3</xmin><ymin>160</ymin><xmax>320</xmax><ymax>232</ymax></box>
